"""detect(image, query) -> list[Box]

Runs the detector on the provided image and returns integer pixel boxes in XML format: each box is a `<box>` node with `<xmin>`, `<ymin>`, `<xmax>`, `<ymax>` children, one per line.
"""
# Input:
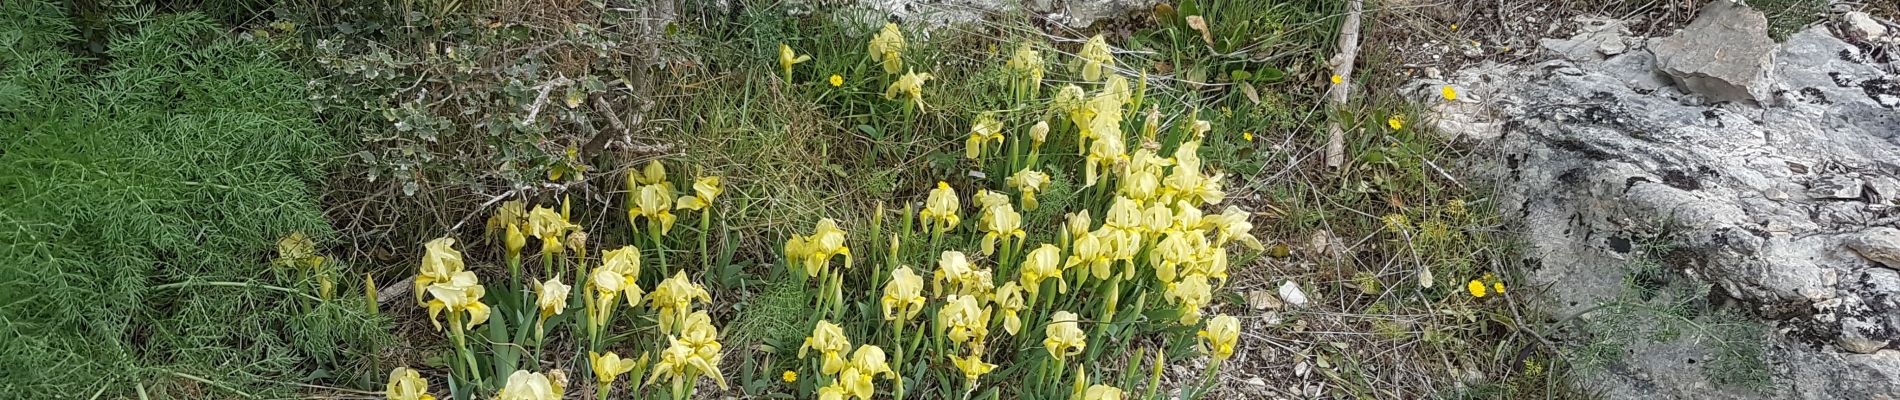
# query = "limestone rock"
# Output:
<box><xmin>1648</xmin><ymin>0</ymin><xmax>1777</xmax><ymax>103</ymax></box>
<box><xmin>1416</xmin><ymin>22</ymin><xmax>1900</xmax><ymax>399</ymax></box>
<box><xmin>1846</xmin><ymin>228</ymin><xmax>1900</xmax><ymax>269</ymax></box>
<box><xmin>1539</xmin><ymin>17</ymin><xmax>1630</xmax><ymax>62</ymax></box>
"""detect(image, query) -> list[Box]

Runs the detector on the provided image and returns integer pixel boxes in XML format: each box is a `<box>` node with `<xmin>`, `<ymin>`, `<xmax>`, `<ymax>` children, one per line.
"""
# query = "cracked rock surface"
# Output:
<box><xmin>1412</xmin><ymin>7</ymin><xmax>1900</xmax><ymax>399</ymax></box>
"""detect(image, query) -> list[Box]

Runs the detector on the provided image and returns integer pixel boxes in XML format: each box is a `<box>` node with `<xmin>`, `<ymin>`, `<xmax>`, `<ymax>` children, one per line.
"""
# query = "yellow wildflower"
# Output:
<box><xmin>1042</xmin><ymin>311</ymin><xmax>1087</xmax><ymax>360</ymax></box>
<box><xmin>1066</xmin><ymin>231</ymin><xmax>1114</xmax><ymax>280</ymax></box>
<box><xmin>1199</xmin><ymin>314</ymin><xmax>1239</xmax><ymax>362</ymax></box>
<box><xmin>964</xmin><ymin>111</ymin><xmax>1005</xmax><ymax>160</ymax></box>
<box><xmin>920</xmin><ymin>181</ymin><xmax>962</xmax><ymax>233</ymax></box>
<box><xmin>1441</xmin><ymin>85</ymin><xmax>1458</xmax><ymax>101</ymax></box>
<box><xmin>829</xmin><ymin>74</ymin><xmax>844</xmax><ymax>87</ymax></box>
<box><xmin>1242</xmin><ymin>131</ymin><xmax>1254</xmax><ymax>142</ymax></box>
<box><xmin>415</xmin><ymin>237</ymin><xmax>465</xmax><ymax>305</ymax></box>
<box><xmin>1020</xmin><ymin>243</ymin><xmax>1065</xmax><ymax>295</ymax></box>
<box><xmin>801</xmin><ymin>320</ymin><xmax>852</xmax><ymax>375</ymax></box>
<box><xmin>1330</xmin><ymin>74</ymin><xmax>1343</xmax><ymax>85</ymax></box>
<box><xmin>648</xmin><ymin>271</ymin><xmax>712</xmax><ymax>333</ymax></box>
<box><xmin>590</xmin><ymin>351</ymin><xmax>640</xmax><ymax>385</ymax></box>
<box><xmin>785</xmin><ymin>218</ymin><xmax>853</xmax><ymax>278</ymax></box>
<box><xmin>1005</xmin><ymin>42</ymin><xmax>1044</xmax><ymax>87</ymax></box>
<box><xmin>885</xmin><ymin>69</ymin><xmax>933</xmax><ymax>109</ymax></box>
<box><xmin>425</xmin><ymin>271</ymin><xmax>490</xmax><ymax>331</ymax></box>
<box><xmin>633</xmin><ymin>184</ymin><xmax>678</xmax><ymax>236</ymax></box>
<box><xmin>932</xmin><ymin>250</ymin><xmax>978</xmax><ymax>297</ymax></box>
<box><xmin>817</xmin><ymin>384</ymin><xmax>850</xmax><ymax>400</ymax></box>
<box><xmin>534</xmin><ymin>277</ymin><xmax>569</xmax><ymax>319</ymax></box>
<box><xmin>646</xmin><ymin>334</ymin><xmax>728</xmax><ymax>395</ymax></box>
<box><xmin>979</xmin><ymin>202</ymin><xmax>1025</xmax><ymax>256</ymax></box>
<box><xmin>1199</xmin><ymin>206</ymin><xmax>1264</xmax><ymax>250</ymax></box>
<box><xmin>1075</xmin><ymin>34</ymin><xmax>1114</xmax><ymax>82</ymax></box>
<box><xmin>841</xmin><ymin>345</ymin><xmax>893</xmax><ymax>399</ymax></box>
<box><xmin>1005</xmin><ymin>168</ymin><xmax>1051</xmax><ymax>210</ymax></box>
<box><xmin>385</xmin><ymin>367</ymin><xmax>435</xmax><ymax>400</ymax></box>
<box><xmin>950</xmin><ymin>351</ymin><xmax>996</xmax><ymax>384</ymax></box>
<box><xmin>1082</xmin><ymin>384</ymin><xmax>1124</xmax><ymax>400</ymax></box>
<box><xmin>600</xmin><ymin>245</ymin><xmax>642</xmax><ymax>281</ymax></box>
<box><xmin>1494</xmin><ymin>281</ymin><xmax>1506</xmax><ymax>294</ymax></box>
<box><xmin>504</xmin><ymin>223</ymin><xmax>526</xmax><ymax>259</ymax></box>
<box><xmin>494</xmin><ymin>370</ymin><xmax>560</xmax><ymax>400</ymax></box>
<box><xmin>1165</xmin><ymin>274</ymin><xmax>1212</xmax><ymax>325</ymax></box>
<box><xmin>1028</xmin><ymin>120</ymin><xmax>1050</xmax><ymax>148</ymax></box>
<box><xmin>1468</xmin><ymin>279</ymin><xmax>1487</xmax><ymax>297</ymax></box>
<box><xmin>938</xmin><ymin>294</ymin><xmax>991</xmax><ymax>345</ymax></box>
<box><xmin>782</xmin><ymin>370</ymin><xmax>798</xmax><ymax>383</ymax></box>
<box><xmin>1387</xmin><ymin>114</ymin><xmax>1405</xmax><ymax>130</ymax></box>
<box><xmin>779</xmin><ymin>43</ymin><xmax>811</xmax><ymax>83</ymax></box>
<box><xmin>994</xmin><ymin>282</ymin><xmax>1026</xmax><ymax>335</ymax></box>
<box><xmin>674</xmin><ymin>176</ymin><xmax>723</xmax><ymax>211</ymax></box>
<box><xmin>882</xmin><ymin>266</ymin><xmax>926</xmax><ymax>321</ymax></box>
<box><xmin>868</xmin><ymin>23</ymin><xmax>906</xmax><ymax>75</ymax></box>
<box><xmin>634</xmin><ymin>160</ymin><xmax>669</xmax><ymax>186</ymax></box>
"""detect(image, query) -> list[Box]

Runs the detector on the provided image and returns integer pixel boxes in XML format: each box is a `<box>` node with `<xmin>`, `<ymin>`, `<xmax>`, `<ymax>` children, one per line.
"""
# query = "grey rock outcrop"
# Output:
<box><xmin>1649</xmin><ymin>0</ymin><xmax>1779</xmax><ymax>104</ymax></box>
<box><xmin>1411</xmin><ymin>13</ymin><xmax>1900</xmax><ymax>400</ymax></box>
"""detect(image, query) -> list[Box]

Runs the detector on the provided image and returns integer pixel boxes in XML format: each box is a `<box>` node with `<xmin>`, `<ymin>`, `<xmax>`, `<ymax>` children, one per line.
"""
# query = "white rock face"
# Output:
<box><xmin>1649</xmin><ymin>0</ymin><xmax>1779</xmax><ymax>104</ymax></box>
<box><xmin>1413</xmin><ymin>17</ymin><xmax>1900</xmax><ymax>400</ymax></box>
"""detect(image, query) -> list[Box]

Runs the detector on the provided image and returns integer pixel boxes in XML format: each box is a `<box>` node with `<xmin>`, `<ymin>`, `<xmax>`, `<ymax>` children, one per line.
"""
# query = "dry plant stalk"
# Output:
<box><xmin>1325</xmin><ymin>0</ymin><xmax>1364</xmax><ymax>169</ymax></box>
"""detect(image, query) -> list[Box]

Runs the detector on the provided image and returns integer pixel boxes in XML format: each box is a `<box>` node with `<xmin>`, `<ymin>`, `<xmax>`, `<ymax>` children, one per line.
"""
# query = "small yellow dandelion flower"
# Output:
<box><xmin>1450</xmin><ymin>23</ymin><xmax>1459</xmax><ymax>31</ymax></box>
<box><xmin>1330</xmin><ymin>74</ymin><xmax>1343</xmax><ymax>85</ymax></box>
<box><xmin>1387</xmin><ymin>114</ymin><xmax>1404</xmax><ymax>130</ymax></box>
<box><xmin>1441</xmin><ymin>85</ymin><xmax>1458</xmax><ymax>101</ymax></box>
<box><xmin>1467</xmin><ymin>279</ymin><xmax>1487</xmax><ymax>298</ymax></box>
<box><xmin>782</xmin><ymin>370</ymin><xmax>797</xmax><ymax>383</ymax></box>
<box><xmin>829</xmin><ymin>74</ymin><xmax>843</xmax><ymax>87</ymax></box>
<box><xmin>1242</xmin><ymin>132</ymin><xmax>1254</xmax><ymax>142</ymax></box>
<box><xmin>1494</xmin><ymin>281</ymin><xmax>1505</xmax><ymax>294</ymax></box>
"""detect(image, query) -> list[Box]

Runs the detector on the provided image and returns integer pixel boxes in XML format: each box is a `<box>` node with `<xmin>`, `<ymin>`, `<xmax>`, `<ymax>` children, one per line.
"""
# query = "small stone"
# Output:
<box><xmin>1648</xmin><ymin>0</ymin><xmax>1778</xmax><ymax>103</ymax></box>
<box><xmin>1842</xmin><ymin>12</ymin><xmax>1889</xmax><ymax>42</ymax></box>
<box><xmin>1808</xmin><ymin>175</ymin><xmax>1865</xmax><ymax>199</ymax></box>
<box><xmin>1846</xmin><ymin>227</ymin><xmax>1900</xmax><ymax>268</ymax></box>
<box><xmin>1247</xmin><ymin>290</ymin><xmax>1284</xmax><ymax>310</ymax></box>
<box><xmin>1278</xmin><ymin>281</ymin><xmax>1309</xmax><ymax>308</ymax></box>
<box><xmin>1598</xmin><ymin>39</ymin><xmax>1628</xmax><ymax>56</ymax></box>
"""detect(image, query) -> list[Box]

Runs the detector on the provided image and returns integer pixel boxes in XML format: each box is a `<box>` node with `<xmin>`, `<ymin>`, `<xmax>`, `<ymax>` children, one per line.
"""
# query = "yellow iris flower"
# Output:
<box><xmin>979</xmin><ymin>203</ymin><xmax>1025</xmax><ymax>256</ymax></box>
<box><xmin>801</xmin><ymin>320</ymin><xmax>852</xmax><ymax>375</ymax></box>
<box><xmin>590</xmin><ymin>351</ymin><xmax>640</xmax><ymax>385</ymax></box>
<box><xmin>600</xmin><ymin>245</ymin><xmax>642</xmax><ymax>281</ymax></box>
<box><xmin>526</xmin><ymin>205</ymin><xmax>574</xmax><ymax>255</ymax></box>
<box><xmin>674</xmin><ymin>176</ymin><xmax>722</xmax><ymax>211</ymax></box>
<box><xmin>1029</xmin><ymin>120</ymin><xmax>1050</xmax><ymax>148</ymax></box>
<box><xmin>648</xmin><ymin>271</ymin><xmax>712</xmax><ymax>333</ymax></box>
<box><xmin>1083</xmin><ymin>130</ymin><xmax>1126</xmax><ymax>187</ymax></box>
<box><xmin>633</xmin><ymin>184</ymin><xmax>678</xmax><ymax>236</ymax></box>
<box><xmin>1075</xmin><ymin>34</ymin><xmax>1113</xmax><ymax>82</ymax></box>
<box><xmin>494</xmin><ymin>370</ymin><xmax>562</xmax><ymax>400</ymax></box>
<box><xmin>1199</xmin><ymin>206</ymin><xmax>1263</xmax><ymax>250</ymax></box>
<box><xmin>779</xmin><ymin>43</ymin><xmax>811</xmax><ymax>83</ymax></box>
<box><xmin>950</xmin><ymin>351</ymin><xmax>996</xmax><ymax>384</ymax></box>
<box><xmin>882</xmin><ymin>266</ymin><xmax>926</xmax><ymax>321</ymax></box>
<box><xmin>840</xmin><ymin>344</ymin><xmax>893</xmax><ymax>399</ymax></box>
<box><xmin>817</xmin><ymin>384</ymin><xmax>850</xmax><ymax>400</ymax></box>
<box><xmin>505</xmin><ymin>223</ymin><xmax>526</xmax><ymax>259</ymax></box>
<box><xmin>534</xmin><ymin>277</ymin><xmax>569</xmax><ymax>319</ymax></box>
<box><xmin>1020</xmin><ymin>243</ymin><xmax>1065</xmax><ymax>295</ymax></box>
<box><xmin>885</xmin><ymin>69</ymin><xmax>934</xmax><ymax>110</ymax></box>
<box><xmin>920</xmin><ymin>181</ymin><xmax>962</xmax><ymax>233</ymax></box>
<box><xmin>1199</xmin><ymin>314</ymin><xmax>1240</xmax><ymax>363</ymax></box>
<box><xmin>646</xmin><ymin>333</ymin><xmax>728</xmax><ymax>395</ymax></box>
<box><xmin>1165</xmin><ymin>274</ymin><xmax>1212</xmax><ymax>325</ymax></box>
<box><xmin>994</xmin><ymin>282</ymin><xmax>1026</xmax><ymax>335</ymax></box>
<box><xmin>1005</xmin><ymin>42</ymin><xmax>1044</xmax><ymax>87</ymax></box>
<box><xmin>634</xmin><ymin>160</ymin><xmax>669</xmax><ymax>186</ymax></box>
<box><xmin>785</xmin><ymin>218</ymin><xmax>853</xmax><ymax>278</ymax></box>
<box><xmin>964</xmin><ymin>111</ymin><xmax>1005</xmax><ymax>160</ymax></box>
<box><xmin>591</xmin><ymin>266</ymin><xmax>642</xmax><ymax>323</ymax></box>
<box><xmin>931</xmin><ymin>251</ymin><xmax>986</xmax><ymax>297</ymax></box>
<box><xmin>385</xmin><ymin>367</ymin><xmax>435</xmax><ymax>400</ymax></box>
<box><xmin>939</xmin><ymin>294</ymin><xmax>992</xmax><ymax>345</ymax></box>
<box><xmin>425</xmin><ymin>271</ymin><xmax>490</xmax><ymax>331</ymax></box>
<box><xmin>1082</xmin><ymin>384</ymin><xmax>1124</xmax><ymax>400</ymax></box>
<box><xmin>1066</xmin><ymin>232</ymin><xmax>1114</xmax><ymax>281</ymax></box>
<box><xmin>868</xmin><ymin>23</ymin><xmax>906</xmax><ymax>75</ymax></box>
<box><xmin>1042</xmin><ymin>311</ymin><xmax>1087</xmax><ymax>360</ymax></box>
<box><xmin>1005</xmin><ymin>168</ymin><xmax>1051</xmax><ymax>210</ymax></box>
<box><xmin>415</xmin><ymin>237</ymin><xmax>465</xmax><ymax>305</ymax></box>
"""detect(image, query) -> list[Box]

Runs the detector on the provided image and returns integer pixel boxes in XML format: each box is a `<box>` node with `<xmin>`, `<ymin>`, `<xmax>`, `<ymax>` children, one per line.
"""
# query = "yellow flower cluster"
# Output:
<box><xmin>801</xmin><ymin>321</ymin><xmax>895</xmax><ymax>399</ymax></box>
<box><xmin>785</xmin><ymin>218</ymin><xmax>854</xmax><ymax>278</ymax></box>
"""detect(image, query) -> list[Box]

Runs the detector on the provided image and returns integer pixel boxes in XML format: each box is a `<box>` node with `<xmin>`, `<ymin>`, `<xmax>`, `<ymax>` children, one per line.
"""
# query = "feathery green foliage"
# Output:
<box><xmin>0</xmin><ymin>2</ymin><xmax>387</xmax><ymax>397</ymax></box>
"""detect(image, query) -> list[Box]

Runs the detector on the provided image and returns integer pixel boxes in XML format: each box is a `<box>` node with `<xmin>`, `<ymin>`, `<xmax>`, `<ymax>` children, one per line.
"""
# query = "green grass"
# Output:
<box><xmin>0</xmin><ymin>2</ymin><xmax>388</xmax><ymax>397</ymax></box>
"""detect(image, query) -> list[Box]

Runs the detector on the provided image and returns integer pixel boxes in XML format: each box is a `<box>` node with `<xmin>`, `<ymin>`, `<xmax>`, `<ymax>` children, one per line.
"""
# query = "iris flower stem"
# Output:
<box><xmin>449</xmin><ymin>312</ymin><xmax>483</xmax><ymax>386</ymax></box>
<box><xmin>650</xmin><ymin>222</ymin><xmax>668</xmax><ymax>276</ymax></box>
<box><xmin>698</xmin><ymin>209</ymin><xmax>713</xmax><ymax>273</ymax></box>
<box><xmin>892</xmin><ymin>318</ymin><xmax>908</xmax><ymax>400</ymax></box>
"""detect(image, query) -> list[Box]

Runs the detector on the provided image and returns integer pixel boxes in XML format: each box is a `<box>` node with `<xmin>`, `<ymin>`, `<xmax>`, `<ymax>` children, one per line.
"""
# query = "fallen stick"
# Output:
<box><xmin>1325</xmin><ymin>0</ymin><xmax>1364</xmax><ymax>169</ymax></box>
